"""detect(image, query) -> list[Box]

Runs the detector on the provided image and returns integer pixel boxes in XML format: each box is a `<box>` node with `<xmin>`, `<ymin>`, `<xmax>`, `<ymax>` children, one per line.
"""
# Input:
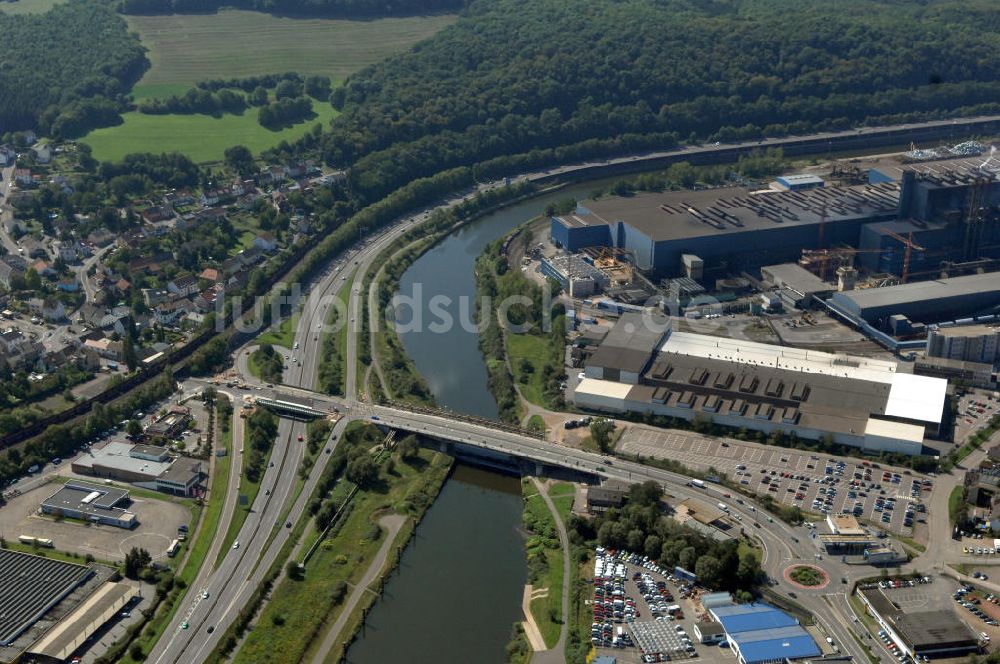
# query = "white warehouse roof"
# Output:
<box><xmin>884</xmin><ymin>373</ymin><xmax>947</xmax><ymax>425</ymax></box>
<box><xmin>660</xmin><ymin>331</ymin><xmax>900</xmax><ymax>384</ymax></box>
<box><xmin>576</xmin><ymin>378</ymin><xmax>633</xmax><ymax>400</ymax></box>
<box><xmin>864</xmin><ymin>417</ymin><xmax>925</xmax><ymax>444</ymax></box>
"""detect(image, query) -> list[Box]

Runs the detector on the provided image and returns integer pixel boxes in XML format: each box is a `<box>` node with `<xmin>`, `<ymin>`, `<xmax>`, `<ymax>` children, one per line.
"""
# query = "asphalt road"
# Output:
<box><xmin>143</xmin><ymin>114</ymin><xmax>1000</xmax><ymax>662</ymax></box>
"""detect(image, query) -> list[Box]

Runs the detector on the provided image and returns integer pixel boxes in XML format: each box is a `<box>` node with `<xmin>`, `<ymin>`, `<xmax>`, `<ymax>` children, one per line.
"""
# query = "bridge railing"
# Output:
<box><xmin>378</xmin><ymin>399</ymin><xmax>545</xmax><ymax>440</ymax></box>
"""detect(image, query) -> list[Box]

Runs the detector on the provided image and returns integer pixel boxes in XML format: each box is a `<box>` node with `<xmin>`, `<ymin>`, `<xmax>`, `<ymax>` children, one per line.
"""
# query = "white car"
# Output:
<box><xmin>232</xmin><ymin>541</ymin><xmax>240</xmax><ymax>550</ymax></box>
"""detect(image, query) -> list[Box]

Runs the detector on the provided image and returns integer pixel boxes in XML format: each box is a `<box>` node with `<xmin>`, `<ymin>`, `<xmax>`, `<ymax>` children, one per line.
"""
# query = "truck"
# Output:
<box><xmin>691</xmin><ymin>479</ymin><xmax>705</xmax><ymax>489</ymax></box>
<box><xmin>718</xmin><ymin>502</ymin><xmax>730</xmax><ymax>513</ymax></box>
<box><xmin>166</xmin><ymin>539</ymin><xmax>181</xmax><ymax>557</ymax></box>
<box><xmin>18</xmin><ymin>535</ymin><xmax>53</xmax><ymax>548</ymax></box>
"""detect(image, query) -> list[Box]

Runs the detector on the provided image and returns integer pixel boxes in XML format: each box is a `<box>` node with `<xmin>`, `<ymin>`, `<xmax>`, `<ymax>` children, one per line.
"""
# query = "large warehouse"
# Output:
<box><xmin>0</xmin><ymin>550</ymin><xmax>92</xmax><ymax>647</ymax></box>
<box><xmin>72</xmin><ymin>441</ymin><xmax>203</xmax><ymax>496</ymax></box>
<box><xmin>574</xmin><ymin>315</ymin><xmax>947</xmax><ymax>455</ymax></box>
<box><xmin>859</xmin><ymin>587</ymin><xmax>978</xmax><ymax>659</ymax></box>
<box><xmin>829</xmin><ymin>272</ymin><xmax>1000</xmax><ymax>326</ymax></box>
<box><xmin>550</xmin><ymin>182</ymin><xmax>899</xmax><ymax>276</ymax></box>
<box><xmin>709</xmin><ymin>603</ymin><xmax>820</xmax><ymax>664</ymax></box>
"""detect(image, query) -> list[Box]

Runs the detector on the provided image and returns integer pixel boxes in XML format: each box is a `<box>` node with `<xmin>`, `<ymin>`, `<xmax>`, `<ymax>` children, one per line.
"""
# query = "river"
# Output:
<box><xmin>348</xmin><ymin>179</ymin><xmax>618</xmax><ymax>663</ymax></box>
<box><xmin>346</xmin><ymin>466</ymin><xmax>526</xmax><ymax>664</ymax></box>
<box><xmin>395</xmin><ymin>179</ymin><xmax>617</xmax><ymax>419</ymax></box>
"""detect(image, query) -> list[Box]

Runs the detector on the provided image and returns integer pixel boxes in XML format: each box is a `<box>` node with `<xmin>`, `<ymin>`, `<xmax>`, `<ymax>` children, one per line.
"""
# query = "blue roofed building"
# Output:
<box><xmin>710</xmin><ymin>603</ymin><xmax>821</xmax><ymax>664</ymax></box>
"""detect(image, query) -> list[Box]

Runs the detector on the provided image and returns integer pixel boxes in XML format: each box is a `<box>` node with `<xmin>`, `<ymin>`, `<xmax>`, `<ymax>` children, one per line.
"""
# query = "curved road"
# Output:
<box><xmin>143</xmin><ymin>114</ymin><xmax>1000</xmax><ymax>662</ymax></box>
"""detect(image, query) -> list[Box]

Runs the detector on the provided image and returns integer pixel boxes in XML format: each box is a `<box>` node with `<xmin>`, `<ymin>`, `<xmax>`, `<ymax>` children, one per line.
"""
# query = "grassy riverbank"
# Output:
<box><xmin>522</xmin><ymin>478</ymin><xmax>566</xmax><ymax>649</ymax></box>
<box><xmin>233</xmin><ymin>426</ymin><xmax>451</xmax><ymax>663</ymax></box>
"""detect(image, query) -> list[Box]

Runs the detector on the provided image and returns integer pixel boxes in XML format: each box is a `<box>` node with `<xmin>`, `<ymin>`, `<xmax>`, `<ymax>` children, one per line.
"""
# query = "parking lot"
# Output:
<box><xmin>618</xmin><ymin>426</ymin><xmax>933</xmax><ymax>536</ymax></box>
<box><xmin>954</xmin><ymin>390</ymin><xmax>1000</xmax><ymax>443</ymax></box>
<box><xmin>591</xmin><ymin>547</ymin><xmax>741</xmax><ymax>664</ymax></box>
<box><xmin>0</xmin><ymin>476</ymin><xmax>192</xmax><ymax>563</ymax></box>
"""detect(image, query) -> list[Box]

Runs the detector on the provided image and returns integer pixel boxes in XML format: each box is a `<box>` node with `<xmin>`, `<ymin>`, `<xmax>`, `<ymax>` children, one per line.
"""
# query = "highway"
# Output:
<box><xmin>140</xmin><ymin>114</ymin><xmax>1000</xmax><ymax>663</ymax></box>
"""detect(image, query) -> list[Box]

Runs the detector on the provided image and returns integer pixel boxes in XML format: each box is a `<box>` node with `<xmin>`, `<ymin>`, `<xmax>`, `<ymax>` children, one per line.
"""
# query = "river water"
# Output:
<box><xmin>345</xmin><ymin>466</ymin><xmax>526</xmax><ymax>664</ymax></box>
<box><xmin>348</xmin><ymin>180</ymin><xmax>616</xmax><ymax>662</ymax></box>
<box><xmin>395</xmin><ymin>179</ymin><xmax>614</xmax><ymax>419</ymax></box>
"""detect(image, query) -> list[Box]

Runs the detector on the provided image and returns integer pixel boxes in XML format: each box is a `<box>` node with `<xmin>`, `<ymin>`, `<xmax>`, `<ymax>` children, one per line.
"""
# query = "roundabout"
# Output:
<box><xmin>784</xmin><ymin>564</ymin><xmax>830</xmax><ymax>590</ymax></box>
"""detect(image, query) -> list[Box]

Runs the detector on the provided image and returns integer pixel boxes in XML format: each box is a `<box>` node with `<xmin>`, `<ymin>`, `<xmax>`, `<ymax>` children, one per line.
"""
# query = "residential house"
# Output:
<box><xmin>0</xmin><ymin>256</ymin><xmax>26</xmax><ymax>289</ymax></box>
<box><xmin>167</xmin><ymin>273</ymin><xmax>199</xmax><ymax>298</ymax></box>
<box><xmin>20</xmin><ymin>237</ymin><xmax>47</xmax><ymax>259</ymax></box>
<box><xmin>200</xmin><ymin>189</ymin><xmax>229</xmax><ymax>207</ymax></box>
<box><xmin>140</xmin><ymin>205</ymin><xmax>173</xmax><ymax>224</ymax></box>
<box><xmin>238</xmin><ymin>246</ymin><xmax>265</xmax><ymax>266</ymax></box>
<box><xmin>0</xmin><ymin>330</ymin><xmax>44</xmax><ymax>371</ymax></box>
<box><xmin>13</xmin><ymin>168</ymin><xmax>32</xmax><ymax>186</ymax></box>
<box><xmin>114</xmin><ymin>278</ymin><xmax>131</xmax><ymax>295</ymax></box>
<box><xmin>84</xmin><ymin>337</ymin><xmax>124</xmax><ymax>361</ymax></box>
<box><xmin>54</xmin><ymin>240</ymin><xmax>89</xmax><ymax>264</ymax></box>
<box><xmin>199</xmin><ymin>268</ymin><xmax>222</xmax><ymax>284</ymax></box>
<box><xmin>253</xmin><ymin>233</ymin><xmax>278</xmax><ymax>253</ymax></box>
<box><xmin>142</xmin><ymin>288</ymin><xmax>171</xmax><ymax>308</ymax></box>
<box><xmin>262</xmin><ymin>165</ymin><xmax>285</xmax><ymax>183</ymax></box>
<box><xmin>57</xmin><ymin>278</ymin><xmax>80</xmax><ymax>293</ymax></box>
<box><xmin>0</xmin><ymin>144</ymin><xmax>15</xmax><ymax>166</ymax></box>
<box><xmin>32</xmin><ymin>260</ymin><xmax>55</xmax><ymax>278</ymax></box>
<box><xmin>2</xmin><ymin>218</ymin><xmax>25</xmax><ymax>238</ymax></box>
<box><xmin>270</xmin><ymin>190</ymin><xmax>289</xmax><ymax>213</ymax></box>
<box><xmin>155</xmin><ymin>298</ymin><xmax>192</xmax><ymax>325</ymax></box>
<box><xmin>29</xmin><ymin>297</ymin><xmax>67</xmax><ymax>322</ymax></box>
<box><xmin>87</xmin><ymin>228</ymin><xmax>116</xmax><ymax>248</ymax></box>
<box><xmin>32</xmin><ymin>143</ymin><xmax>52</xmax><ymax>164</ymax></box>
<box><xmin>191</xmin><ymin>289</ymin><xmax>217</xmax><ymax>313</ymax></box>
<box><xmin>77</xmin><ymin>302</ymin><xmax>108</xmax><ymax>328</ymax></box>
<box><xmin>164</xmin><ymin>190</ymin><xmax>195</xmax><ymax>208</ymax></box>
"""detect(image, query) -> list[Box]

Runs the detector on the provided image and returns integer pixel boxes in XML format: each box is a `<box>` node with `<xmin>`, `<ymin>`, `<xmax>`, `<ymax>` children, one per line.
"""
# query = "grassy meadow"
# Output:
<box><xmin>125</xmin><ymin>9</ymin><xmax>457</xmax><ymax>97</ymax></box>
<box><xmin>81</xmin><ymin>102</ymin><xmax>339</xmax><ymax>164</ymax></box>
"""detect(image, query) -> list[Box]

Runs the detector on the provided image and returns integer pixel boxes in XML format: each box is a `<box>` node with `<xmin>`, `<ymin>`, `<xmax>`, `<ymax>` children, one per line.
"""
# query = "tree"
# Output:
<box><xmin>398</xmin><ymin>434</ymin><xmax>419</xmax><ymax>462</ymax></box>
<box><xmin>126</xmin><ymin>419</ymin><xmax>142</xmax><ymax>438</ymax></box>
<box><xmin>678</xmin><ymin>546</ymin><xmax>697</xmax><ymax>571</ymax></box>
<box><xmin>122</xmin><ymin>334</ymin><xmax>138</xmax><ymax>372</ymax></box>
<box><xmin>224</xmin><ymin>145</ymin><xmax>255</xmax><ymax>177</ymax></box>
<box><xmin>23</xmin><ymin>267</ymin><xmax>41</xmax><ymax>292</ymax></box>
<box><xmin>644</xmin><ymin>534</ymin><xmax>662</xmax><ymax>560</ymax></box>
<box><xmin>346</xmin><ymin>455</ymin><xmax>378</xmax><ymax>488</ymax></box>
<box><xmin>629</xmin><ymin>481</ymin><xmax>663</xmax><ymax>507</ymax></box>
<box><xmin>201</xmin><ymin>386</ymin><xmax>217</xmax><ymax>405</ymax></box>
<box><xmin>124</xmin><ymin>546</ymin><xmax>151</xmax><ymax>579</ymax></box>
<box><xmin>590</xmin><ymin>418</ymin><xmax>614</xmax><ymax>452</ymax></box>
<box><xmin>695</xmin><ymin>554</ymin><xmax>723</xmax><ymax>588</ymax></box>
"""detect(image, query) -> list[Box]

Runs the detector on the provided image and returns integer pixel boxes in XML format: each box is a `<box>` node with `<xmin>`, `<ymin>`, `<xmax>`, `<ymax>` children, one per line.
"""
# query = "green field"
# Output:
<box><xmin>0</xmin><ymin>0</ymin><xmax>64</xmax><ymax>14</ymax></box>
<box><xmin>126</xmin><ymin>10</ymin><xmax>457</xmax><ymax>98</ymax></box>
<box><xmin>81</xmin><ymin>102</ymin><xmax>338</xmax><ymax>164</ymax></box>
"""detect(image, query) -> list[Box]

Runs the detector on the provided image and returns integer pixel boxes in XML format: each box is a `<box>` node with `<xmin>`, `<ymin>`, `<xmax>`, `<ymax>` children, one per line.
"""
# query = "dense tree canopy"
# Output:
<box><xmin>118</xmin><ymin>0</ymin><xmax>467</xmax><ymax>18</ymax></box>
<box><xmin>0</xmin><ymin>0</ymin><xmax>146</xmax><ymax>133</ymax></box>
<box><xmin>286</xmin><ymin>0</ymin><xmax>1000</xmax><ymax>203</ymax></box>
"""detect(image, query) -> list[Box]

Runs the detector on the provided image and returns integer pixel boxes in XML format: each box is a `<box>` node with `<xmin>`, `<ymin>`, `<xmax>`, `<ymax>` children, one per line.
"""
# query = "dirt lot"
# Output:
<box><xmin>0</xmin><ymin>477</ymin><xmax>192</xmax><ymax>563</ymax></box>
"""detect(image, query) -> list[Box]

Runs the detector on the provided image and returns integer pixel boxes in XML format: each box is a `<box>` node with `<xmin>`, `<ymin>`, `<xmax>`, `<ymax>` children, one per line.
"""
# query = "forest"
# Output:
<box><xmin>273</xmin><ymin>0</ymin><xmax>1000</xmax><ymax>204</ymax></box>
<box><xmin>117</xmin><ymin>0</ymin><xmax>466</xmax><ymax>17</ymax></box>
<box><xmin>0</xmin><ymin>0</ymin><xmax>146</xmax><ymax>134</ymax></box>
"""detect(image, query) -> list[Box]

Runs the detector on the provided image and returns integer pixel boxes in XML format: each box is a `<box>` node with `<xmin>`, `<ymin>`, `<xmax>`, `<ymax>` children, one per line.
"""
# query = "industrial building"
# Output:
<box><xmin>540</xmin><ymin>254</ymin><xmax>610</xmax><ymax>297</ymax></box>
<box><xmin>927</xmin><ymin>324</ymin><xmax>1000</xmax><ymax>364</ymax></box>
<box><xmin>708</xmin><ymin>603</ymin><xmax>820</xmax><ymax>664</ymax></box>
<box><xmin>915</xmin><ymin>356</ymin><xmax>996</xmax><ymax>389</ymax></box>
<box><xmin>858</xmin><ymin>587</ymin><xmax>978</xmax><ymax>659</ymax></box>
<box><xmin>72</xmin><ymin>441</ymin><xmax>203</xmax><ymax>496</ymax></box>
<box><xmin>760</xmin><ymin>263</ymin><xmax>835</xmax><ymax>306</ymax></box>
<box><xmin>27</xmin><ymin>582</ymin><xmax>137</xmax><ymax>662</ymax></box>
<box><xmin>40</xmin><ymin>481</ymin><xmax>137</xmax><ymax>529</ymax></box>
<box><xmin>575</xmin><ymin>315</ymin><xmax>947</xmax><ymax>455</ymax></box>
<box><xmin>550</xmin><ymin>182</ymin><xmax>899</xmax><ymax>276</ymax></box>
<box><xmin>773</xmin><ymin>174</ymin><xmax>825</xmax><ymax>192</ymax></box>
<box><xmin>144</xmin><ymin>406</ymin><xmax>190</xmax><ymax>441</ymax></box>
<box><xmin>0</xmin><ymin>550</ymin><xmax>93</xmax><ymax>647</ymax></box>
<box><xmin>829</xmin><ymin>272</ymin><xmax>1000</xmax><ymax>327</ymax></box>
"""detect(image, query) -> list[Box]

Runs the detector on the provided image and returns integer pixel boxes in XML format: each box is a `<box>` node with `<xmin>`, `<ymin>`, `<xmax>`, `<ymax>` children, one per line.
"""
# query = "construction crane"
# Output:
<box><xmin>883</xmin><ymin>230</ymin><xmax>925</xmax><ymax>284</ymax></box>
<box><xmin>799</xmin><ymin>247</ymin><xmax>883</xmax><ymax>281</ymax></box>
